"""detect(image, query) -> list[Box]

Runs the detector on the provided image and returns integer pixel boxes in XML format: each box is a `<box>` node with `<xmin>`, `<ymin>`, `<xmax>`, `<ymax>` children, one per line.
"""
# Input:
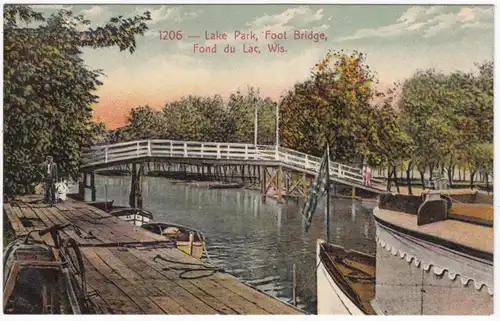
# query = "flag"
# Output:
<box><xmin>302</xmin><ymin>147</ymin><xmax>330</xmax><ymax>231</ymax></box>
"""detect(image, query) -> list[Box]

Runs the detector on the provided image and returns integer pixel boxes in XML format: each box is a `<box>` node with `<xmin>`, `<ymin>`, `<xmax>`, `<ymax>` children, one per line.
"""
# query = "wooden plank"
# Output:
<box><xmin>81</xmin><ymin>250</ymin><xmax>147</xmax><ymax>314</ymax></box>
<box><xmin>83</xmin><ymin>206</ymin><xmax>166</xmax><ymax>242</ymax></box>
<box><xmin>175</xmin><ymin>279</ymin><xmax>238</xmax><ymax>314</ymax></box>
<box><xmin>17</xmin><ymin>206</ymin><xmax>45</xmax><ymax>228</ymax></box>
<box><xmin>127</xmin><ymin>249</ymin><xmax>220</xmax><ymax>314</ymax></box>
<box><xmin>42</xmin><ymin>207</ymin><xmax>98</xmax><ymax>245</ymax></box>
<box><xmin>4</xmin><ymin>203</ymin><xmax>28</xmax><ymax>235</ymax></box>
<box><xmin>85</xmin><ymin>283</ymin><xmax>113</xmax><ymax>314</ymax></box>
<box><xmin>92</xmin><ymin>247</ymin><xmax>143</xmax><ymax>280</ymax></box>
<box><xmin>213</xmin><ymin>277</ymin><xmax>301</xmax><ymax>314</ymax></box>
<box><xmin>146</xmin><ymin>247</ymin><xmax>300</xmax><ymax>314</ymax></box>
<box><xmin>149</xmin><ymin>296</ymin><xmax>190</xmax><ymax>314</ymax></box>
<box><xmin>190</xmin><ymin>278</ymin><xmax>269</xmax><ymax>314</ymax></box>
<box><xmin>10</xmin><ymin>204</ymin><xmax>27</xmax><ymax>219</ymax></box>
<box><xmin>76</xmin><ymin>208</ymin><xmax>140</xmax><ymax>243</ymax></box>
<box><xmin>57</xmin><ymin>209</ymin><xmax>115</xmax><ymax>245</ymax></box>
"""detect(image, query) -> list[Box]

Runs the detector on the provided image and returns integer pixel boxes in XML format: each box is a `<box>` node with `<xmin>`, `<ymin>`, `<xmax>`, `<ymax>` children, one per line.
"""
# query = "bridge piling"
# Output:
<box><xmin>261</xmin><ymin>166</ymin><xmax>267</xmax><ymax>203</ymax></box>
<box><xmin>90</xmin><ymin>172</ymin><xmax>96</xmax><ymax>202</ymax></box>
<box><xmin>78</xmin><ymin>173</ymin><xmax>86</xmax><ymax>200</ymax></box>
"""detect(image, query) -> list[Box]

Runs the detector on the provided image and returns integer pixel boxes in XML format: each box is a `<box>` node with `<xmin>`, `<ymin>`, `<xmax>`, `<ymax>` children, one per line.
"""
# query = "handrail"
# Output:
<box><xmin>81</xmin><ymin>140</ymin><xmax>385</xmax><ymax>190</ymax></box>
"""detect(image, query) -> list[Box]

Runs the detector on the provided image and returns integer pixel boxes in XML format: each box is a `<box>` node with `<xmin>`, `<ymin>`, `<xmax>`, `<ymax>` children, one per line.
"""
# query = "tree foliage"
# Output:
<box><xmin>3</xmin><ymin>4</ymin><xmax>151</xmax><ymax>195</ymax></box>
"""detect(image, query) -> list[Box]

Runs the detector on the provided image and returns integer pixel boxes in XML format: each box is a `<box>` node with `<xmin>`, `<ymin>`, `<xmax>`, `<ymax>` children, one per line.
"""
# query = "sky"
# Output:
<box><xmin>31</xmin><ymin>4</ymin><xmax>495</xmax><ymax>129</ymax></box>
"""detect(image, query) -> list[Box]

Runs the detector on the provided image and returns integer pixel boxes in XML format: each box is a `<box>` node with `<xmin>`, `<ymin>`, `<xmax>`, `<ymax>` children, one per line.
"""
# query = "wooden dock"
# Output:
<box><xmin>3</xmin><ymin>196</ymin><xmax>305</xmax><ymax>315</ymax></box>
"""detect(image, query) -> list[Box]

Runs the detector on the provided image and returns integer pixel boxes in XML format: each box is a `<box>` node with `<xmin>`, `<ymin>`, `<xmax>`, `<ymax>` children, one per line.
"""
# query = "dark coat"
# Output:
<box><xmin>40</xmin><ymin>161</ymin><xmax>58</xmax><ymax>180</ymax></box>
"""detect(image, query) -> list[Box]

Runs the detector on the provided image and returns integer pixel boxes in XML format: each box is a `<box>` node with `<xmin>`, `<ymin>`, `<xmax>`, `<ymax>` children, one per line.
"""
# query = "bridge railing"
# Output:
<box><xmin>81</xmin><ymin>140</ymin><xmax>384</xmax><ymax>187</ymax></box>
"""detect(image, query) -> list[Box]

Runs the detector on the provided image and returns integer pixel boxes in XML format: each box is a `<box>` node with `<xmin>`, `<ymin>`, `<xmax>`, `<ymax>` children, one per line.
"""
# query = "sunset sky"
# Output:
<box><xmin>33</xmin><ymin>4</ymin><xmax>494</xmax><ymax>129</ymax></box>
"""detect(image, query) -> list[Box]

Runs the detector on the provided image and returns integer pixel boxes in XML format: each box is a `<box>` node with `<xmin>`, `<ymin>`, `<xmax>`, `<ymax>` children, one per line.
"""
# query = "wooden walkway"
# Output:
<box><xmin>3</xmin><ymin>196</ymin><xmax>305</xmax><ymax>315</ymax></box>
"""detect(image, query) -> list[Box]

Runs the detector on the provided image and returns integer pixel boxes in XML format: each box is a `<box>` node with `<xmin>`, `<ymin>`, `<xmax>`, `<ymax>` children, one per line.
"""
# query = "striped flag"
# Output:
<box><xmin>302</xmin><ymin>147</ymin><xmax>330</xmax><ymax>231</ymax></box>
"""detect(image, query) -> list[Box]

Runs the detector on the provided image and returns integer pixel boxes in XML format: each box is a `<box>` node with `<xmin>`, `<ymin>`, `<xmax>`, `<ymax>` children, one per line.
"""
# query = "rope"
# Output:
<box><xmin>152</xmin><ymin>254</ymin><xmax>225</xmax><ymax>280</ymax></box>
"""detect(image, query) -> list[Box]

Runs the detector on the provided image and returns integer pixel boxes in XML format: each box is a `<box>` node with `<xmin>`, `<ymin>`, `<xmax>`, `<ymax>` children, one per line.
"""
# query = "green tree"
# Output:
<box><xmin>123</xmin><ymin>105</ymin><xmax>167</xmax><ymax>140</ymax></box>
<box><xmin>3</xmin><ymin>5</ymin><xmax>151</xmax><ymax>195</ymax></box>
<box><xmin>163</xmin><ymin>95</ymin><xmax>231</xmax><ymax>142</ymax></box>
<box><xmin>281</xmin><ymin>50</ymin><xmax>390</xmax><ymax>164</ymax></box>
<box><xmin>226</xmin><ymin>86</ymin><xmax>276</xmax><ymax>144</ymax></box>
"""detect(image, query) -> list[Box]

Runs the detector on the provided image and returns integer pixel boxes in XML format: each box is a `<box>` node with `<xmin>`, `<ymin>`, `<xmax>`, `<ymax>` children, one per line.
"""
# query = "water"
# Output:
<box><xmin>88</xmin><ymin>175</ymin><xmax>377</xmax><ymax>314</ymax></box>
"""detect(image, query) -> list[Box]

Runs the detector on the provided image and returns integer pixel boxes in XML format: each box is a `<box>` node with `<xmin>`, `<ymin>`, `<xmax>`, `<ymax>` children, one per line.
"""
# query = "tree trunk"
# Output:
<box><xmin>447</xmin><ymin>163</ymin><xmax>454</xmax><ymax>188</ymax></box>
<box><xmin>470</xmin><ymin>171</ymin><xmax>476</xmax><ymax>190</ymax></box>
<box><xmin>386</xmin><ymin>166</ymin><xmax>392</xmax><ymax>191</ymax></box>
<box><xmin>458</xmin><ymin>167</ymin><xmax>462</xmax><ymax>181</ymax></box>
<box><xmin>429</xmin><ymin>163</ymin><xmax>435</xmax><ymax>181</ymax></box>
<box><xmin>440</xmin><ymin>162</ymin><xmax>445</xmax><ymax>175</ymax></box>
<box><xmin>406</xmin><ymin>161</ymin><xmax>413</xmax><ymax>195</ymax></box>
<box><xmin>419</xmin><ymin>171</ymin><xmax>426</xmax><ymax>189</ymax></box>
<box><xmin>393</xmin><ymin>166</ymin><xmax>400</xmax><ymax>194</ymax></box>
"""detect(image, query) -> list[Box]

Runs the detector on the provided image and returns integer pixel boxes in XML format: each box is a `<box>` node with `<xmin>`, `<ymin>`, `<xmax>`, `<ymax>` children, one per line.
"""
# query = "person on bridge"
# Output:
<box><xmin>363</xmin><ymin>163</ymin><xmax>372</xmax><ymax>187</ymax></box>
<box><xmin>40</xmin><ymin>155</ymin><xmax>58</xmax><ymax>204</ymax></box>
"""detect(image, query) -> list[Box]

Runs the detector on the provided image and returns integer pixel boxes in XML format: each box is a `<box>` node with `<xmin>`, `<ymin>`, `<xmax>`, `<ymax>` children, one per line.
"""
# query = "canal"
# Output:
<box><xmin>87</xmin><ymin>175</ymin><xmax>377</xmax><ymax>314</ymax></box>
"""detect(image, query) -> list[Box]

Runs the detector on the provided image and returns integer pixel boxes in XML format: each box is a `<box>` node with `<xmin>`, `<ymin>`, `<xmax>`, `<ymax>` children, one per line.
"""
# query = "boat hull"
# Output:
<box><xmin>316</xmin><ymin>240</ymin><xmax>366</xmax><ymax>315</ymax></box>
<box><xmin>177</xmin><ymin>241</ymin><xmax>204</xmax><ymax>259</ymax></box>
<box><xmin>118</xmin><ymin>214</ymin><xmax>151</xmax><ymax>226</ymax></box>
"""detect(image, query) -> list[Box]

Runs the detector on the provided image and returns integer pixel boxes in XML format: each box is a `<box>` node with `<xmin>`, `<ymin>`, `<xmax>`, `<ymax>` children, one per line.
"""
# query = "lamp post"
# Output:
<box><xmin>254</xmin><ymin>98</ymin><xmax>258</xmax><ymax>146</ymax></box>
<box><xmin>275</xmin><ymin>101</ymin><xmax>279</xmax><ymax>153</ymax></box>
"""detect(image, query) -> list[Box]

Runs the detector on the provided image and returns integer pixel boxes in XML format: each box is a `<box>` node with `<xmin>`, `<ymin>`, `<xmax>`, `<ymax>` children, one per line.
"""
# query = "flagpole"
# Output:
<box><xmin>325</xmin><ymin>143</ymin><xmax>331</xmax><ymax>244</ymax></box>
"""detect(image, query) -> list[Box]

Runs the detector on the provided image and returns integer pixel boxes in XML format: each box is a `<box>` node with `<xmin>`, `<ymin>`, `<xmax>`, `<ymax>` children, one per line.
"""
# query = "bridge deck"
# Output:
<box><xmin>3</xmin><ymin>196</ymin><xmax>305</xmax><ymax>315</ymax></box>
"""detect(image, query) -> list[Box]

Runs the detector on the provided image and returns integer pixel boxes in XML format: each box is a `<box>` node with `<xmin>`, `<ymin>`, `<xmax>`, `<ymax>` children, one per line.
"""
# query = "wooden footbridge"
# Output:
<box><xmin>80</xmin><ymin>140</ymin><xmax>386</xmax><ymax>205</ymax></box>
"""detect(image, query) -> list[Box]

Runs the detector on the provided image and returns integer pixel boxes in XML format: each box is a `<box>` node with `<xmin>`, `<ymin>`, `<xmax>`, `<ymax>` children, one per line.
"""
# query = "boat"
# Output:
<box><xmin>86</xmin><ymin>200</ymin><xmax>114</xmax><ymax>212</ymax></box>
<box><xmin>316</xmin><ymin>190</ymin><xmax>493</xmax><ymax>315</ymax></box>
<box><xmin>141</xmin><ymin>222</ymin><xmax>205</xmax><ymax>259</ymax></box>
<box><xmin>316</xmin><ymin>241</ymin><xmax>376</xmax><ymax>315</ymax></box>
<box><xmin>208</xmin><ymin>182</ymin><xmax>243</xmax><ymax>189</ymax></box>
<box><xmin>108</xmin><ymin>207</ymin><xmax>153</xmax><ymax>226</ymax></box>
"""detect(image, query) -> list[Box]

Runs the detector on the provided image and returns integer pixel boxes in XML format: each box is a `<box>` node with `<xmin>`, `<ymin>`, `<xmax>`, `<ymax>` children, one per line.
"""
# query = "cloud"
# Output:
<box><xmin>336</xmin><ymin>6</ymin><xmax>493</xmax><ymax>41</ymax></box>
<box><xmin>81</xmin><ymin>6</ymin><xmax>107</xmax><ymax>18</ymax></box>
<box><xmin>248</xmin><ymin>6</ymin><xmax>324</xmax><ymax>28</ymax></box>
<box><xmin>142</xmin><ymin>6</ymin><xmax>202</xmax><ymax>25</ymax></box>
<box><xmin>423</xmin><ymin>7</ymin><xmax>493</xmax><ymax>37</ymax></box>
<box><xmin>33</xmin><ymin>5</ymin><xmax>73</xmax><ymax>10</ymax></box>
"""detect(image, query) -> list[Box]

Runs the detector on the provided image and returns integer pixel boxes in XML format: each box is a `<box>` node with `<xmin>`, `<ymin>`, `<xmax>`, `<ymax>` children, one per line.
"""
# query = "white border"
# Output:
<box><xmin>0</xmin><ymin>1</ymin><xmax>498</xmax><ymax>320</ymax></box>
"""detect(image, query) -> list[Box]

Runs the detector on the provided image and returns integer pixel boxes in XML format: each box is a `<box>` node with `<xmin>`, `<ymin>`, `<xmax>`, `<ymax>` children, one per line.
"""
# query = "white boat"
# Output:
<box><xmin>316</xmin><ymin>240</ymin><xmax>376</xmax><ymax>315</ymax></box>
<box><xmin>109</xmin><ymin>208</ymin><xmax>153</xmax><ymax>226</ymax></box>
<box><xmin>316</xmin><ymin>191</ymin><xmax>494</xmax><ymax>315</ymax></box>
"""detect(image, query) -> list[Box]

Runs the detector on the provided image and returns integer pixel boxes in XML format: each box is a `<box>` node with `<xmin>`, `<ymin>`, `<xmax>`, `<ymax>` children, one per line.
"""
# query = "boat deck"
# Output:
<box><xmin>373</xmin><ymin>207</ymin><xmax>493</xmax><ymax>254</ymax></box>
<box><xmin>319</xmin><ymin>243</ymin><xmax>376</xmax><ymax>315</ymax></box>
<box><xmin>3</xmin><ymin>196</ymin><xmax>304</xmax><ymax>315</ymax></box>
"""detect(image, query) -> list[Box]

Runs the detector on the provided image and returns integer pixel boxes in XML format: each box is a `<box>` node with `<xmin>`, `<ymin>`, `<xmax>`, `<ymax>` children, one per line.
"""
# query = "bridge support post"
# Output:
<box><xmin>260</xmin><ymin>166</ymin><xmax>267</xmax><ymax>203</ymax></box>
<box><xmin>129</xmin><ymin>163</ymin><xmax>137</xmax><ymax>208</ymax></box>
<box><xmin>276</xmin><ymin>166</ymin><xmax>282</xmax><ymax>202</ymax></box>
<box><xmin>90</xmin><ymin>172</ymin><xmax>96</xmax><ymax>202</ymax></box>
<box><xmin>78</xmin><ymin>173</ymin><xmax>86</xmax><ymax>201</ymax></box>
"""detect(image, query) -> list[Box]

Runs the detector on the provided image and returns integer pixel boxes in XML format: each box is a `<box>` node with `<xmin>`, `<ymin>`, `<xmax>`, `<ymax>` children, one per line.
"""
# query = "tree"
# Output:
<box><xmin>123</xmin><ymin>105</ymin><xmax>167</xmax><ymax>140</ymax></box>
<box><xmin>226</xmin><ymin>86</ymin><xmax>276</xmax><ymax>144</ymax></box>
<box><xmin>281</xmin><ymin>49</ymin><xmax>393</xmax><ymax>166</ymax></box>
<box><xmin>3</xmin><ymin>5</ymin><xmax>151</xmax><ymax>195</ymax></box>
<box><xmin>163</xmin><ymin>95</ymin><xmax>231</xmax><ymax>142</ymax></box>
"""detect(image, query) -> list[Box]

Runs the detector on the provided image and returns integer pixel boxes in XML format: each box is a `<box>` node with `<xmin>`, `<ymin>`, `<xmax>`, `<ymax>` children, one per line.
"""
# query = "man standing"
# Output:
<box><xmin>40</xmin><ymin>155</ymin><xmax>58</xmax><ymax>204</ymax></box>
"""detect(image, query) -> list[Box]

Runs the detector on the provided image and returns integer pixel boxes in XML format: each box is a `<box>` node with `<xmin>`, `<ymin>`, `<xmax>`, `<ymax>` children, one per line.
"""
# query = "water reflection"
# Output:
<box><xmin>89</xmin><ymin>175</ymin><xmax>377</xmax><ymax>314</ymax></box>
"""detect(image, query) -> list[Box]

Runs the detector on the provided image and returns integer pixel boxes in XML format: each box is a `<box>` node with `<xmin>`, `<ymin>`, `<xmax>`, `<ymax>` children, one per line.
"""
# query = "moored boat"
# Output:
<box><xmin>316</xmin><ymin>191</ymin><xmax>494</xmax><ymax>315</ymax></box>
<box><xmin>316</xmin><ymin>240</ymin><xmax>376</xmax><ymax>315</ymax></box>
<box><xmin>108</xmin><ymin>207</ymin><xmax>153</xmax><ymax>226</ymax></box>
<box><xmin>141</xmin><ymin>222</ymin><xmax>205</xmax><ymax>259</ymax></box>
<box><xmin>208</xmin><ymin>182</ymin><xmax>243</xmax><ymax>189</ymax></box>
<box><xmin>86</xmin><ymin>200</ymin><xmax>114</xmax><ymax>212</ymax></box>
